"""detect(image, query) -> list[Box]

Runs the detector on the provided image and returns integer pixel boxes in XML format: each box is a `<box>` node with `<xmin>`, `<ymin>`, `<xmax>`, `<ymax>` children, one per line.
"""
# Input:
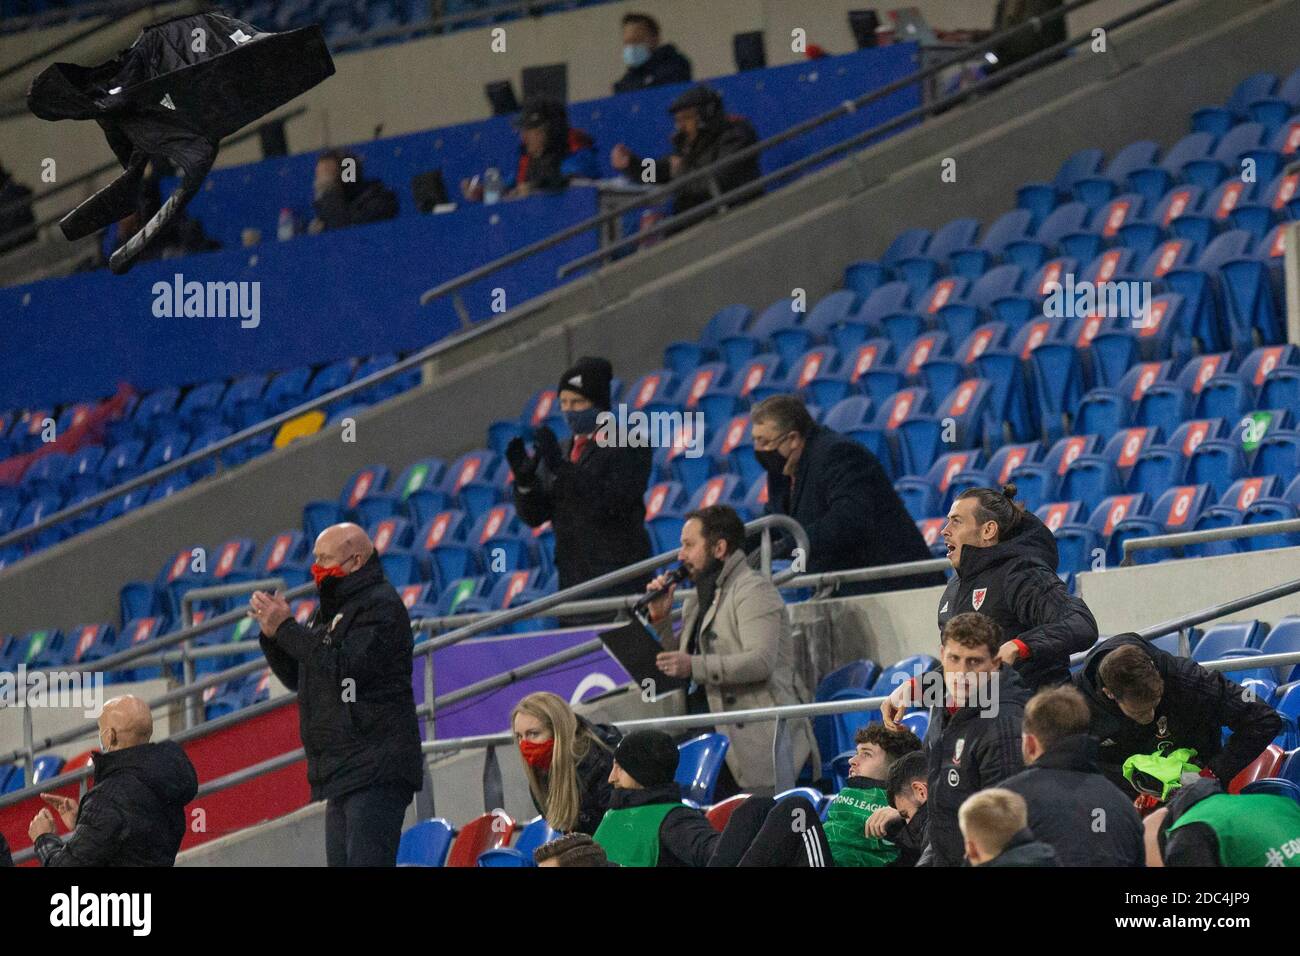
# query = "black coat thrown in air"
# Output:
<box><xmin>1000</xmin><ymin>733</ymin><xmax>1145</xmax><ymax>867</ymax></box>
<box><xmin>34</xmin><ymin>740</ymin><xmax>198</xmax><ymax>866</ymax></box>
<box><xmin>938</xmin><ymin>510</ymin><xmax>1098</xmax><ymax>690</ymax></box>
<box><xmin>260</xmin><ymin>552</ymin><xmax>424</xmax><ymax>802</ymax></box>
<box><xmin>764</xmin><ymin>424</ymin><xmax>945</xmax><ymax>595</ymax></box>
<box><xmin>27</xmin><ymin>12</ymin><xmax>333</xmax><ymax>272</ymax></box>
<box><xmin>513</xmin><ymin>435</ymin><xmax>653</xmax><ymax>594</ymax></box>
<box><xmin>1073</xmin><ymin>633</ymin><xmax>1284</xmax><ymax>794</ymax></box>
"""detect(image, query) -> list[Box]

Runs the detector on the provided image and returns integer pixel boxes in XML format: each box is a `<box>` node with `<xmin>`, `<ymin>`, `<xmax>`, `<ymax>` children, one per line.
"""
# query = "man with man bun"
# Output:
<box><xmin>935</xmin><ymin>484</ymin><xmax>1097</xmax><ymax>689</ymax></box>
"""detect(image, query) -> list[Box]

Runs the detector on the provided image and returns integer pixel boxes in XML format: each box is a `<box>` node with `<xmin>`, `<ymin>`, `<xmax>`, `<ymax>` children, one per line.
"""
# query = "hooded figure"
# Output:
<box><xmin>27</xmin><ymin>12</ymin><xmax>333</xmax><ymax>273</ymax></box>
<box><xmin>33</xmin><ymin>740</ymin><xmax>199</xmax><ymax>866</ymax></box>
<box><xmin>937</xmin><ymin>508</ymin><xmax>1098</xmax><ymax>690</ymax></box>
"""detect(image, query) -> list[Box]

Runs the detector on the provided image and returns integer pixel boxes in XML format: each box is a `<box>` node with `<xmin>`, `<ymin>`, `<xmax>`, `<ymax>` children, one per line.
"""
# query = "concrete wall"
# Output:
<box><xmin>1</xmin><ymin>0</ymin><xmax>1138</xmax><ymax>235</ymax></box>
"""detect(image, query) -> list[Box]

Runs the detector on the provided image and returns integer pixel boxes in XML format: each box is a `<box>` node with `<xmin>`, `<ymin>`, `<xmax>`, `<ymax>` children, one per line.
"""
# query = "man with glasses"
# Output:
<box><xmin>749</xmin><ymin>394</ymin><xmax>943</xmax><ymax>595</ymax></box>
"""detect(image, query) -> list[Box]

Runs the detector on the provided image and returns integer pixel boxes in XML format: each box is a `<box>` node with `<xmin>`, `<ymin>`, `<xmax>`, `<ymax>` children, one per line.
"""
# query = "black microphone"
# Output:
<box><xmin>631</xmin><ymin>564</ymin><xmax>690</xmax><ymax>613</ymax></box>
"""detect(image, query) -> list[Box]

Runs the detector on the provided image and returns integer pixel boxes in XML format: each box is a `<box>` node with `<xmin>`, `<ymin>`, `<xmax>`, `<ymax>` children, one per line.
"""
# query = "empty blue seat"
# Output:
<box><xmin>675</xmin><ymin>733</ymin><xmax>731</xmax><ymax>805</ymax></box>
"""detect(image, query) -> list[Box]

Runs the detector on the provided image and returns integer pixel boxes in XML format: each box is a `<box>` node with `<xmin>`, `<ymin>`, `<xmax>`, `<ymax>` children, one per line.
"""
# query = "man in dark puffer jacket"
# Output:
<box><xmin>31</xmin><ymin>695</ymin><xmax>197</xmax><ymax>866</ymax></box>
<box><xmin>251</xmin><ymin>522</ymin><xmax>423</xmax><ymax>866</ymax></box>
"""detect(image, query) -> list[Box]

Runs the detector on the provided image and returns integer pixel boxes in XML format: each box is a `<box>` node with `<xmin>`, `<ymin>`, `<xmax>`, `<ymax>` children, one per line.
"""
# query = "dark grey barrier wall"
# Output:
<box><xmin>1</xmin><ymin>0</ymin><xmax>1287</xmax><ymax>632</ymax></box>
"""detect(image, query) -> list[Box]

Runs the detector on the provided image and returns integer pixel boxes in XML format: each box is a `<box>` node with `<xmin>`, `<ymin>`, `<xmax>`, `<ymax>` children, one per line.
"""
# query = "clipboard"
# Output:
<box><xmin>599</xmin><ymin>617</ymin><xmax>689</xmax><ymax>694</ymax></box>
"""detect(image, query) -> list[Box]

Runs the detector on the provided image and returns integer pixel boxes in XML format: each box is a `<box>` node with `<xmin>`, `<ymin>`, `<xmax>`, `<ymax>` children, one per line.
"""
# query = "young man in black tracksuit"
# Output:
<box><xmin>960</xmin><ymin>788</ymin><xmax>1060</xmax><ymax>867</ymax></box>
<box><xmin>869</xmin><ymin>749</ymin><xmax>930</xmax><ymax>867</ymax></box>
<box><xmin>934</xmin><ymin>484</ymin><xmax>1097</xmax><ymax>690</ymax></box>
<box><xmin>887</xmin><ymin>612</ymin><xmax>1031</xmax><ymax>867</ymax></box>
<box><xmin>1001</xmin><ymin>685</ymin><xmax>1145</xmax><ymax>866</ymax></box>
<box><xmin>507</xmin><ymin>356</ymin><xmax>653</xmax><ymax>601</ymax></box>
<box><xmin>1073</xmin><ymin>634</ymin><xmax>1284</xmax><ymax>796</ymax></box>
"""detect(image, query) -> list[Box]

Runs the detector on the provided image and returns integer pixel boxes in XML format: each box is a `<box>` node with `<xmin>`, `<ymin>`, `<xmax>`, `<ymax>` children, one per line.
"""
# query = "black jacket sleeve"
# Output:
<box><xmin>0</xmin><ymin>829</ymin><xmax>12</xmax><ymax>867</ymax></box>
<box><xmin>1005</xmin><ymin>562</ymin><xmax>1099</xmax><ymax>663</ymax></box>
<box><xmin>1170</xmin><ymin>658</ymin><xmax>1285</xmax><ymax>783</ymax></box>
<box><xmin>659</xmin><ymin>806</ymin><xmax>721</xmax><ymax>867</ymax></box>
<box><xmin>35</xmin><ymin>798</ymin><xmax>124</xmax><ymax>867</ymax></box>
<box><xmin>259</xmin><ymin>632</ymin><xmax>300</xmax><ymax>691</ymax></box>
<box><xmin>1163</xmin><ymin>822</ymin><xmax>1221</xmax><ymax>866</ymax></box>
<box><xmin>707</xmin><ymin>120</ymin><xmax>760</xmax><ymax>196</ymax></box>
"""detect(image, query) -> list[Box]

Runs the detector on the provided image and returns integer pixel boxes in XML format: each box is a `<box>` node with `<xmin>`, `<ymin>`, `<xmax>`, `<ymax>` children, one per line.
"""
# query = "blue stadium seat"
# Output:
<box><xmin>397</xmin><ymin>818</ymin><xmax>456</xmax><ymax>866</ymax></box>
<box><xmin>676</xmin><ymin>733</ymin><xmax>731</xmax><ymax>805</ymax></box>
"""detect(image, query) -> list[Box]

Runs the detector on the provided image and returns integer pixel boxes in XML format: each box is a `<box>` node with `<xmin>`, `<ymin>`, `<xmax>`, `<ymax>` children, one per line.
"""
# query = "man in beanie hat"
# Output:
<box><xmin>507</xmin><ymin>356</ymin><xmax>653</xmax><ymax>606</ymax></box>
<box><xmin>592</xmin><ymin>730</ymin><xmax>721</xmax><ymax>867</ymax></box>
<box><xmin>610</xmin><ymin>84</ymin><xmax>762</xmax><ymax>230</ymax></box>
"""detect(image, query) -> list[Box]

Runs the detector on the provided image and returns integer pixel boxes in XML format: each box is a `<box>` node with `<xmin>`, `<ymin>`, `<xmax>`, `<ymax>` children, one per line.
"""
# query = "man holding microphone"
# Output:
<box><xmin>643</xmin><ymin>504</ymin><xmax>814</xmax><ymax>796</ymax></box>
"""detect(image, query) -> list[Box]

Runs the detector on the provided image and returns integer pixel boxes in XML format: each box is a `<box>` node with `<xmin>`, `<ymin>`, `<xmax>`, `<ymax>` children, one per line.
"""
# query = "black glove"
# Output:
<box><xmin>505</xmin><ymin>437</ymin><xmax>535</xmax><ymax>479</ymax></box>
<box><xmin>533</xmin><ymin>425</ymin><xmax>565</xmax><ymax>473</ymax></box>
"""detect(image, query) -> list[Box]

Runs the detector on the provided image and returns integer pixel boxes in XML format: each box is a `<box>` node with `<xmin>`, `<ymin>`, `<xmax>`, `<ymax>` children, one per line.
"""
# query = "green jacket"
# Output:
<box><xmin>822</xmin><ymin>776</ymin><xmax>898</xmax><ymax>867</ymax></box>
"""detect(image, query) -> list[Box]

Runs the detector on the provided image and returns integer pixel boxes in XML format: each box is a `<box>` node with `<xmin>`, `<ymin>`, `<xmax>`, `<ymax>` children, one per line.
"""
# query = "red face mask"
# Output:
<box><xmin>310</xmin><ymin>562</ymin><xmax>348</xmax><ymax>588</ymax></box>
<box><xmin>519</xmin><ymin>737</ymin><xmax>555</xmax><ymax>771</ymax></box>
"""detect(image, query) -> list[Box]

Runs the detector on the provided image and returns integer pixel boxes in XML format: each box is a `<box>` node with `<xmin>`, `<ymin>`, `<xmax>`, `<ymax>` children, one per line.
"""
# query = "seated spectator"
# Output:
<box><xmin>592</xmin><ymin>730</ymin><xmax>720</xmax><ymax>867</ymax></box>
<box><xmin>1073</xmin><ymin>635</ymin><xmax>1284</xmax><ymax>796</ymax></box>
<box><xmin>613</xmin><ymin>12</ymin><xmax>692</xmax><ymax>94</ymax></box>
<box><xmin>959</xmin><ymin>788</ymin><xmax>1060</xmax><ymax>867</ymax></box>
<box><xmin>886</xmin><ymin>612</ymin><xmax>1030</xmax><ymax>867</ymax></box>
<box><xmin>875</xmin><ymin>749</ymin><xmax>931</xmax><ymax>867</ymax></box>
<box><xmin>461</xmin><ymin>98</ymin><xmax>598</xmax><ymax>202</ymax></box>
<box><xmin>511</xmin><ymin>691</ymin><xmax>622</xmax><ymax>835</ymax></box>
<box><xmin>1001</xmin><ymin>685</ymin><xmax>1144</xmax><ymax>866</ymax></box>
<box><xmin>610</xmin><ymin>85</ymin><xmax>762</xmax><ymax>229</ymax></box>
<box><xmin>29</xmin><ymin>695</ymin><xmax>198</xmax><ymax>867</ymax></box>
<box><xmin>0</xmin><ymin>160</ymin><xmax>37</xmax><ymax>254</ymax></box>
<box><xmin>822</xmin><ymin>723</ymin><xmax>923</xmax><ymax>866</ymax></box>
<box><xmin>309</xmin><ymin>149</ymin><xmax>399</xmax><ymax>232</ymax></box>
<box><xmin>534</xmin><ymin>832</ymin><xmax>614</xmax><ymax>867</ymax></box>
<box><xmin>703</xmin><ymin>723</ymin><xmax>923</xmax><ymax>868</ymax></box>
<box><xmin>1146</xmin><ymin>777</ymin><xmax>1300</xmax><ymax>867</ymax></box>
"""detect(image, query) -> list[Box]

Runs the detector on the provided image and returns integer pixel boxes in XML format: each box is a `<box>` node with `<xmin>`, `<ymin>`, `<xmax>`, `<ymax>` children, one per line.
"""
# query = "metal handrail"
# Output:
<box><xmin>1121</xmin><ymin>516</ymin><xmax>1300</xmax><ymax>564</ymax></box>
<box><xmin>0</xmin><ymin>514</ymin><xmax>805</xmax><ymax>764</ymax></box>
<box><xmin>418</xmin><ymin>0</ymin><xmax>1126</xmax><ymax>307</ymax></box>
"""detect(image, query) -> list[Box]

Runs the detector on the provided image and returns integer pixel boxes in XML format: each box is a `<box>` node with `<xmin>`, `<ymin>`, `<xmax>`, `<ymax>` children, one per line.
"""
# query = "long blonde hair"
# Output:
<box><xmin>510</xmin><ymin>692</ymin><xmax>608</xmax><ymax>832</ymax></box>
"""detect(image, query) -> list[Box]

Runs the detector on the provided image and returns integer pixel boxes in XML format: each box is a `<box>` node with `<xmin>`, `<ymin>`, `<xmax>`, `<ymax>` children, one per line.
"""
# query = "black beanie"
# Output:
<box><xmin>557</xmin><ymin>356</ymin><xmax>613</xmax><ymax>410</ymax></box>
<box><xmin>614</xmin><ymin>730</ymin><xmax>680</xmax><ymax>789</ymax></box>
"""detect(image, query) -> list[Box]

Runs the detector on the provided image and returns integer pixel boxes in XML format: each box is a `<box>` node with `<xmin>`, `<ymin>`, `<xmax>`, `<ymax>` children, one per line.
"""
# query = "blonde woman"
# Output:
<box><xmin>511</xmin><ymin>691</ymin><xmax>622</xmax><ymax>834</ymax></box>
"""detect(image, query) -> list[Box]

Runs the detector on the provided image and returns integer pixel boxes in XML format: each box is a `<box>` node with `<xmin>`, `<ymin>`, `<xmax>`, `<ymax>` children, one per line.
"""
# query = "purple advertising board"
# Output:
<box><xmin>412</xmin><ymin>627</ymin><xmax>632</xmax><ymax>739</ymax></box>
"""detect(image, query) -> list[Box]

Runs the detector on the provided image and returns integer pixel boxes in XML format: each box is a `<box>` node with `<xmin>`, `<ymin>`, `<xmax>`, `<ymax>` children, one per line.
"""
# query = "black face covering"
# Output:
<box><xmin>754</xmin><ymin>448</ymin><xmax>787</xmax><ymax>474</ymax></box>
